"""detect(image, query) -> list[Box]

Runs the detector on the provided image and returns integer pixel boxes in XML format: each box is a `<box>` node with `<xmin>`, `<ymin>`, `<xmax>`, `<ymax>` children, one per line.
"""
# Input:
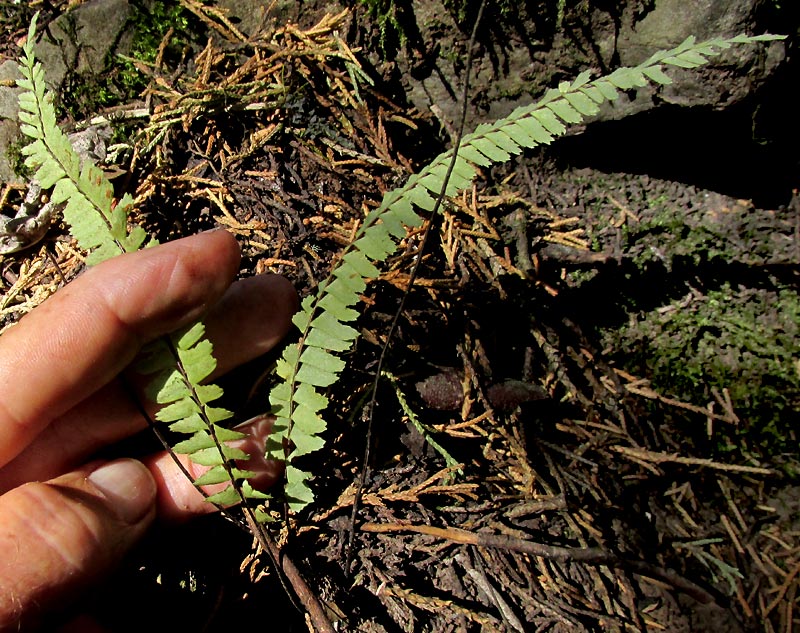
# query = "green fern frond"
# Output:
<box><xmin>269</xmin><ymin>32</ymin><xmax>784</xmax><ymax>511</ymax></box>
<box><xmin>17</xmin><ymin>14</ymin><xmax>265</xmax><ymax>516</ymax></box>
<box><xmin>16</xmin><ymin>14</ymin><xmax>147</xmax><ymax>266</ymax></box>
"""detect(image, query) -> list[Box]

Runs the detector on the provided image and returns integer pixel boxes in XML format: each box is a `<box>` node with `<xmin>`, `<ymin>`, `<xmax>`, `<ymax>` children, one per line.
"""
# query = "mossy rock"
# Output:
<box><xmin>605</xmin><ymin>283</ymin><xmax>799</xmax><ymax>458</ymax></box>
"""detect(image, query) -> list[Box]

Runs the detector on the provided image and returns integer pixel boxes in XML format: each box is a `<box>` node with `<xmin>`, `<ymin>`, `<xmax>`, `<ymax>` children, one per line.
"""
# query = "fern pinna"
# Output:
<box><xmin>269</xmin><ymin>32</ymin><xmax>783</xmax><ymax>511</ymax></box>
<box><xmin>16</xmin><ymin>14</ymin><xmax>266</xmax><ymax>517</ymax></box>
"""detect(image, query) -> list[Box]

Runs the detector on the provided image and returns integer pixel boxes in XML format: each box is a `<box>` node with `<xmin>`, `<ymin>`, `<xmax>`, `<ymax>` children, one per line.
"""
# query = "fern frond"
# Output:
<box><xmin>16</xmin><ymin>14</ymin><xmax>146</xmax><ymax>265</ymax></box>
<box><xmin>269</xmin><ymin>32</ymin><xmax>784</xmax><ymax>511</ymax></box>
<box><xmin>139</xmin><ymin>322</ymin><xmax>269</xmax><ymax>509</ymax></box>
<box><xmin>17</xmin><ymin>14</ymin><xmax>264</xmax><ymax>517</ymax></box>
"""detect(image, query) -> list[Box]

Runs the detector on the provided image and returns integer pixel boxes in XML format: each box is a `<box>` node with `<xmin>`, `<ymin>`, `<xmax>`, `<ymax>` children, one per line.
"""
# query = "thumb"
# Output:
<box><xmin>0</xmin><ymin>459</ymin><xmax>156</xmax><ymax>631</ymax></box>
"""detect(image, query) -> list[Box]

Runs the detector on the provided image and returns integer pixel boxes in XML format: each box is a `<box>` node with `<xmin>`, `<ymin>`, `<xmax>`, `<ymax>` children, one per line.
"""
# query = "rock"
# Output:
<box><xmin>0</xmin><ymin>60</ymin><xmax>22</xmax><ymax>122</ymax></box>
<box><xmin>214</xmin><ymin>0</ymin><xmax>347</xmax><ymax>39</ymax></box>
<box><xmin>390</xmin><ymin>0</ymin><xmax>788</xmax><ymax>130</ymax></box>
<box><xmin>34</xmin><ymin>0</ymin><xmax>132</xmax><ymax>92</ymax></box>
<box><xmin>0</xmin><ymin>0</ymin><xmax>132</xmax><ymax>183</ymax></box>
<box><xmin>613</xmin><ymin>0</ymin><xmax>786</xmax><ymax>115</ymax></box>
<box><xmin>214</xmin><ymin>0</ymin><xmax>275</xmax><ymax>38</ymax></box>
<box><xmin>0</xmin><ymin>60</ymin><xmax>24</xmax><ymax>183</ymax></box>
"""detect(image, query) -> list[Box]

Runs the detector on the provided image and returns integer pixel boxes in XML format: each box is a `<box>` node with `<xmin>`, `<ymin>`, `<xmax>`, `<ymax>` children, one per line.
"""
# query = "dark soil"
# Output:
<box><xmin>0</xmin><ymin>1</ymin><xmax>798</xmax><ymax>632</ymax></box>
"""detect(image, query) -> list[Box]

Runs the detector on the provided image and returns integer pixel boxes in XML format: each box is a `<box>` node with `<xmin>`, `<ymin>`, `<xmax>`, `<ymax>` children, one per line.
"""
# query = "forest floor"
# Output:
<box><xmin>0</xmin><ymin>2</ymin><xmax>798</xmax><ymax>632</ymax></box>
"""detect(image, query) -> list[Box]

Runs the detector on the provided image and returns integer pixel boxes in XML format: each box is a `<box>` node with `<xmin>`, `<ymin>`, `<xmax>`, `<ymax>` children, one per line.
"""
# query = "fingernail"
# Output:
<box><xmin>88</xmin><ymin>459</ymin><xmax>157</xmax><ymax>524</ymax></box>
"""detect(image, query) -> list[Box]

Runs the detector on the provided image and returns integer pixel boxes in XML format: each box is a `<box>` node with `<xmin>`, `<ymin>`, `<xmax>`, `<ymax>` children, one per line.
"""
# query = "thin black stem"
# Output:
<box><xmin>343</xmin><ymin>0</ymin><xmax>487</xmax><ymax>577</ymax></box>
<box><xmin>44</xmin><ymin>247</ymin><xmax>68</xmax><ymax>285</ymax></box>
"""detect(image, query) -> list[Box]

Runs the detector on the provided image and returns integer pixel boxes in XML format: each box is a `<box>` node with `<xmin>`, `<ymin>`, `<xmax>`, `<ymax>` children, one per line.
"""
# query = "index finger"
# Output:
<box><xmin>0</xmin><ymin>230</ymin><xmax>241</xmax><ymax>468</ymax></box>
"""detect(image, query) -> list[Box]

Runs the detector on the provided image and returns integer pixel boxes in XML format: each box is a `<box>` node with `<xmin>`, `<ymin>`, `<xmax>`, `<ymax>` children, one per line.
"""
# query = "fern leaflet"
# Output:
<box><xmin>269</xmin><ymin>32</ymin><xmax>784</xmax><ymax>511</ymax></box>
<box><xmin>137</xmin><ymin>323</ymin><xmax>269</xmax><ymax>513</ymax></box>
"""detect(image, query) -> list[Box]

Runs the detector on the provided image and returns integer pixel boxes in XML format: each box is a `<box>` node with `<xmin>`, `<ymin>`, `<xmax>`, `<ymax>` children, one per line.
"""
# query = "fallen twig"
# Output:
<box><xmin>362</xmin><ymin>521</ymin><xmax>716</xmax><ymax>604</ymax></box>
<box><xmin>611</xmin><ymin>446</ymin><xmax>776</xmax><ymax>476</ymax></box>
<box><xmin>622</xmin><ymin>381</ymin><xmax>738</xmax><ymax>424</ymax></box>
<box><xmin>762</xmin><ymin>560</ymin><xmax>800</xmax><ymax>619</ymax></box>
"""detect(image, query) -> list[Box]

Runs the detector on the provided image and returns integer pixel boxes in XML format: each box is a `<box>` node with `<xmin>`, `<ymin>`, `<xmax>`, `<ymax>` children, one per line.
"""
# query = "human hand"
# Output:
<box><xmin>0</xmin><ymin>230</ymin><xmax>297</xmax><ymax>630</ymax></box>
